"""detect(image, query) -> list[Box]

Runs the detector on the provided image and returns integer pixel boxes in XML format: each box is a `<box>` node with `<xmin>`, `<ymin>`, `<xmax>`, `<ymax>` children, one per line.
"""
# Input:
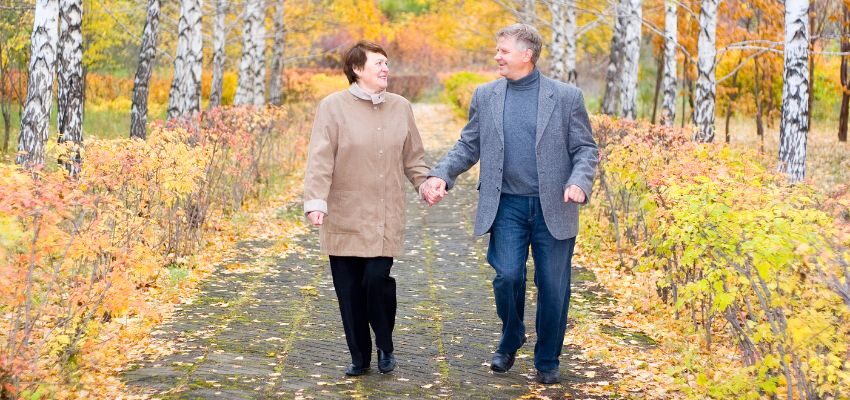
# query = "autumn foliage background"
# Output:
<box><xmin>1</xmin><ymin>0</ymin><xmax>850</xmax><ymax>398</ymax></box>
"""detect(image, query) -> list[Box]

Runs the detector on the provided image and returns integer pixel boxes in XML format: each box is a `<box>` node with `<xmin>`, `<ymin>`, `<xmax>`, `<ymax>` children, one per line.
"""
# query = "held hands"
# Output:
<box><xmin>564</xmin><ymin>185</ymin><xmax>586</xmax><ymax>204</ymax></box>
<box><xmin>420</xmin><ymin>177</ymin><xmax>448</xmax><ymax>206</ymax></box>
<box><xmin>307</xmin><ymin>211</ymin><xmax>324</xmax><ymax>226</ymax></box>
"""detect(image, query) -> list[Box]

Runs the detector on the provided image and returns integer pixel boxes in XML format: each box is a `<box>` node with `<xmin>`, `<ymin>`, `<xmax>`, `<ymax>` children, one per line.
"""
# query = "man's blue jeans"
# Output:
<box><xmin>486</xmin><ymin>194</ymin><xmax>576</xmax><ymax>373</ymax></box>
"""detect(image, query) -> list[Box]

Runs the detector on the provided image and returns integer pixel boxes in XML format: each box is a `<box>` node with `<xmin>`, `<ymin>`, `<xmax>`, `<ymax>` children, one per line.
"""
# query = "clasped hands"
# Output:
<box><xmin>420</xmin><ymin>177</ymin><xmax>448</xmax><ymax>206</ymax></box>
<box><xmin>419</xmin><ymin>176</ymin><xmax>586</xmax><ymax>206</ymax></box>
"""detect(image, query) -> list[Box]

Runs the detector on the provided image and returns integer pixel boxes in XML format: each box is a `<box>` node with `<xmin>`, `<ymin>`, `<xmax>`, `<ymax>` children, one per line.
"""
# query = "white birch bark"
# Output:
<box><xmin>660</xmin><ymin>0</ymin><xmax>678</xmax><ymax>126</ymax></box>
<box><xmin>57</xmin><ymin>0</ymin><xmax>83</xmax><ymax>175</ymax></box>
<box><xmin>16</xmin><ymin>0</ymin><xmax>58</xmax><ymax>168</ymax></box>
<box><xmin>130</xmin><ymin>0</ymin><xmax>160</xmax><ymax>139</ymax></box>
<box><xmin>234</xmin><ymin>0</ymin><xmax>267</xmax><ymax>106</ymax></box>
<box><xmin>602</xmin><ymin>0</ymin><xmax>626</xmax><ymax>116</ymax></box>
<box><xmin>778</xmin><ymin>0</ymin><xmax>810</xmax><ymax>183</ymax></box>
<box><xmin>547</xmin><ymin>0</ymin><xmax>567</xmax><ymax>81</ymax></box>
<box><xmin>167</xmin><ymin>0</ymin><xmax>203</xmax><ymax>119</ymax></box>
<box><xmin>692</xmin><ymin>0</ymin><xmax>717</xmax><ymax>142</ymax></box>
<box><xmin>520</xmin><ymin>0</ymin><xmax>536</xmax><ymax>24</ymax></box>
<box><xmin>564</xmin><ymin>0</ymin><xmax>577</xmax><ymax>84</ymax></box>
<box><xmin>268</xmin><ymin>0</ymin><xmax>286</xmax><ymax>105</ymax></box>
<box><xmin>209</xmin><ymin>0</ymin><xmax>227</xmax><ymax>108</ymax></box>
<box><xmin>619</xmin><ymin>0</ymin><xmax>642</xmax><ymax>120</ymax></box>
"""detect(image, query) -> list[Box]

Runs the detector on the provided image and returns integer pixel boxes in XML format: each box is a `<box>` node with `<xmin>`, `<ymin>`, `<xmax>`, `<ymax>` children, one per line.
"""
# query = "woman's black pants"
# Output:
<box><xmin>329</xmin><ymin>255</ymin><xmax>396</xmax><ymax>368</ymax></box>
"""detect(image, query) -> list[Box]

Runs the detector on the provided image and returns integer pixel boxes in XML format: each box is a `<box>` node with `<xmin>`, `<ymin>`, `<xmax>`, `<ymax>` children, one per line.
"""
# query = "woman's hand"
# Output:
<box><xmin>307</xmin><ymin>211</ymin><xmax>325</xmax><ymax>226</ymax></box>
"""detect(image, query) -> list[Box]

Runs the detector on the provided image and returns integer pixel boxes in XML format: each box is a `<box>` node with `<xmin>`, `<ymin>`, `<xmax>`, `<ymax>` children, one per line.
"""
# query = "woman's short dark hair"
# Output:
<box><xmin>343</xmin><ymin>41</ymin><xmax>388</xmax><ymax>84</ymax></box>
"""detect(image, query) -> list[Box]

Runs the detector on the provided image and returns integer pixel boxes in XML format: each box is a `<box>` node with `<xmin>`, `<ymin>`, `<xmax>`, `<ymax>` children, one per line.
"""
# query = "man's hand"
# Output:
<box><xmin>421</xmin><ymin>177</ymin><xmax>448</xmax><ymax>206</ymax></box>
<box><xmin>307</xmin><ymin>211</ymin><xmax>325</xmax><ymax>226</ymax></box>
<box><xmin>564</xmin><ymin>185</ymin><xmax>586</xmax><ymax>204</ymax></box>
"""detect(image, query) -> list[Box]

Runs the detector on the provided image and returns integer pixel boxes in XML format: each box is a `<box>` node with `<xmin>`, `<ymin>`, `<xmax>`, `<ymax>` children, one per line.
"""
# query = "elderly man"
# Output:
<box><xmin>423</xmin><ymin>24</ymin><xmax>598</xmax><ymax>384</ymax></box>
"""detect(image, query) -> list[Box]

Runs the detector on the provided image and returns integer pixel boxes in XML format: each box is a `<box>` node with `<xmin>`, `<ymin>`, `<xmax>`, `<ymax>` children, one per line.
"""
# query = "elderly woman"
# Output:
<box><xmin>303</xmin><ymin>41</ymin><xmax>429</xmax><ymax>376</ymax></box>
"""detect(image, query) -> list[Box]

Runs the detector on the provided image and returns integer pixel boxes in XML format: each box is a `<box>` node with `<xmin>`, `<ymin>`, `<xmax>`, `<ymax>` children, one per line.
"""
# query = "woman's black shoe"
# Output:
<box><xmin>377</xmin><ymin>349</ymin><xmax>397</xmax><ymax>373</ymax></box>
<box><xmin>345</xmin><ymin>364</ymin><xmax>369</xmax><ymax>376</ymax></box>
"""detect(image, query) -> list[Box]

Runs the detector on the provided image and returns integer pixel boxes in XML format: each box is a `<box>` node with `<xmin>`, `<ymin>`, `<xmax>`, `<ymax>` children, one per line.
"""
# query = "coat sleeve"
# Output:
<box><xmin>303</xmin><ymin>99</ymin><xmax>337</xmax><ymax>215</ymax></box>
<box><xmin>428</xmin><ymin>86</ymin><xmax>482</xmax><ymax>190</ymax></box>
<box><xmin>402</xmin><ymin>102</ymin><xmax>430</xmax><ymax>192</ymax></box>
<box><xmin>564</xmin><ymin>89</ymin><xmax>598</xmax><ymax>203</ymax></box>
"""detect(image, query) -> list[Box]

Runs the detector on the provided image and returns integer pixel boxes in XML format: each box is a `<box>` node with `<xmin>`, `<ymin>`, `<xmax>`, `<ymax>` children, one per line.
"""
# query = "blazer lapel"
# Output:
<box><xmin>536</xmin><ymin>77</ymin><xmax>556</xmax><ymax>148</ymax></box>
<box><xmin>491</xmin><ymin>79</ymin><xmax>507</xmax><ymax>145</ymax></box>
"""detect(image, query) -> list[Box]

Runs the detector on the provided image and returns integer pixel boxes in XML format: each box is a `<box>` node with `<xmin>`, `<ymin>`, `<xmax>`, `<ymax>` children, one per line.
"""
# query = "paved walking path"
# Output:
<box><xmin>123</xmin><ymin>104</ymin><xmax>630</xmax><ymax>399</ymax></box>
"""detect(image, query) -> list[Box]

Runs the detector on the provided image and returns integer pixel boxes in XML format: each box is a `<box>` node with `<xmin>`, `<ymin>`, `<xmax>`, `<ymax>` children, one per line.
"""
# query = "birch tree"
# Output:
<box><xmin>209</xmin><ymin>0</ymin><xmax>227</xmax><ymax>108</ymax></box>
<box><xmin>234</xmin><ymin>0</ymin><xmax>267</xmax><ymax>106</ymax></box>
<box><xmin>130</xmin><ymin>0</ymin><xmax>160</xmax><ymax>139</ymax></box>
<box><xmin>619</xmin><ymin>0</ymin><xmax>642</xmax><ymax>120</ymax></box>
<box><xmin>16</xmin><ymin>0</ymin><xmax>58</xmax><ymax>168</ymax></box>
<box><xmin>547</xmin><ymin>0</ymin><xmax>567</xmax><ymax>82</ymax></box>
<box><xmin>659</xmin><ymin>0</ymin><xmax>677</xmax><ymax>126</ymax></box>
<box><xmin>520</xmin><ymin>0</ymin><xmax>536</xmax><ymax>24</ymax></box>
<box><xmin>778</xmin><ymin>0</ymin><xmax>810</xmax><ymax>183</ymax></box>
<box><xmin>601</xmin><ymin>0</ymin><xmax>626</xmax><ymax>116</ymax></box>
<box><xmin>268</xmin><ymin>0</ymin><xmax>286</xmax><ymax>106</ymax></box>
<box><xmin>57</xmin><ymin>0</ymin><xmax>83</xmax><ymax>175</ymax></box>
<box><xmin>838</xmin><ymin>2</ymin><xmax>849</xmax><ymax>142</ymax></box>
<box><xmin>692</xmin><ymin>0</ymin><xmax>718</xmax><ymax>142</ymax></box>
<box><xmin>167</xmin><ymin>0</ymin><xmax>203</xmax><ymax>119</ymax></box>
<box><xmin>563</xmin><ymin>0</ymin><xmax>577</xmax><ymax>84</ymax></box>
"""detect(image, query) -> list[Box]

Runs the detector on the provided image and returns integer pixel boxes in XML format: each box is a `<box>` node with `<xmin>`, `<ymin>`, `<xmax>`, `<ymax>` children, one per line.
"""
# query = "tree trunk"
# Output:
<box><xmin>564</xmin><ymin>0</ymin><xmax>577</xmax><ymax>84</ymax></box>
<box><xmin>838</xmin><ymin>3</ymin><xmax>849</xmax><ymax>142</ymax></box>
<box><xmin>57</xmin><ymin>0</ymin><xmax>83</xmax><ymax>176</ymax></box>
<box><xmin>619</xmin><ymin>0</ymin><xmax>642</xmax><ymax>120</ymax></box>
<box><xmin>778</xmin><ymin>0</ymin><xmax>810</xmax><ymax>183</ymax></box>
<box><xmin>268</xmin><ymin>0</ymin><xmax>287</xmax><ymax>105</ymax></box>
<box><xmin>602</xmin><ymin>0</ymin><xmax>627</xmax><ymax>116</ymax></box>
<box><xmin>520</xmin><ymin>0</ymin><xmax>536</xmax><ymax>24</ymax></box>
<box><xmin>234</xmin><ymin>0</ymin><xmax>267</xmax><ymax>106</ymax></box>
<box><xmin>651</xmin><ymin>54</ymin><xmax>663</xmax><ymax>124</ymax></box>
<box><xmin>547</xmin><ymin>0</ymin><xmax>567</xmax><ymax>82</ymax></box>
<box><xmin>693</xmin><ymin>0</ymin><xmax>718</xmax><ymax>142</ymax></box>
<box><xmin>131</xmin><ymin>0</ymin><xmax>161</xmax><ymax>138</ymax></box>
<box><xmin>0</xmin><ymin>40</ymin><xmax>10</xmax><ymax>153</ymax></box>
<box><xmin>681</xmin><ymin>58</ymin><xmax>689</xmax><ymax>128</ymax></box>
<box><xmin>660</xmin><ymin>0</ymin><xmax>678</xmax><ymax>126</ymax></box>
<box><xmin>209</xmin><ymin>0</ymin><xmax>227</xmax><ymax>108</ymax></box>
<box><xmin>167</xmin><ymin>0</ymin><xmax>203</xmax><ymax>119</ymax></box>
<box><xmin>16</xmin><ymin>0</ymin><xmax>59</xmax><ymax>168</ymax></box>
<box><xmin>725</xmin><ymin>69</ymin><xmax>740</xmax><ymax>143</ymax></box>
<box><xmin>754</xmin><ymin>56</ymin><xmax>765</xmax><ymax>140</ymax></box>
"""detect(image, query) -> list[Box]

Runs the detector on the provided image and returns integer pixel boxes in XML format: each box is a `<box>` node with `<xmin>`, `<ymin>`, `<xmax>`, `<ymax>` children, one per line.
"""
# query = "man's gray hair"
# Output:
<box><xmin>496</xmin><ymin>23</ymin><xmax>543</xmax><ymax>65</ymax></box>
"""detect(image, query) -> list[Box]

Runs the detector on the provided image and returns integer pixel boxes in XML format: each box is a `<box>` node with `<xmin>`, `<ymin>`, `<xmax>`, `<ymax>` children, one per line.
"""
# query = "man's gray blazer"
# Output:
<box><xmin>429</xmin><ymin>74</ymin><xmax>598</xmax><ymax>240</ymax></box>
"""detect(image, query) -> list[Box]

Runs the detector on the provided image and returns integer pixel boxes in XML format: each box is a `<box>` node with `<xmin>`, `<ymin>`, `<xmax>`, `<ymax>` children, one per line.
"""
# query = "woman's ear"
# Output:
<box><xmin>352</xmin><ymin>66</ymin><xmax>363</xmax><ymax>80</ymax></box>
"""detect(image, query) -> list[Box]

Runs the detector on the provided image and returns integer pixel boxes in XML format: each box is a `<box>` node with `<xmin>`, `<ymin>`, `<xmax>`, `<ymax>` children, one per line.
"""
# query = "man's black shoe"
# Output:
<box><xmin>345</xmin><ymin>364</ymin><xmax>369</xmax><ymax>376</ymax></box>
<box><xmin>377</xmin><ymin>349</ymin><xmax>396</xmax><ymax>373</ymax></box>
<box><xmin>536</xmin><ymin>369</ymin><xmax>560</xmax><ymax>384</ymax></box>
<box><xmin>490</xmin><ymin>351</ymin><xmax>516</xmax><ymax>373</ymax></box>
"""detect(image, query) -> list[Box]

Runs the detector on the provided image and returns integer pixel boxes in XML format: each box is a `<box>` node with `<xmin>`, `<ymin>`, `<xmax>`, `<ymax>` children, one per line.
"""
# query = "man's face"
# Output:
<box><xmin>354</xmin><ymin>51</ymin><xmax>389</xmax><ymax>92</ymax></box>
<box><xmin>494</xmin><ymin>36</ymin><xmax>533</xmax><ymax>80</ymax></box>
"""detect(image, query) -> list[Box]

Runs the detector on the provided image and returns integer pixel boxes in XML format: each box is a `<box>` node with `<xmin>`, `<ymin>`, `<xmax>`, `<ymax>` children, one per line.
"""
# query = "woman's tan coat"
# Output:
<box><xmin>303</xmin><ymin>89</ymin><xmax>429</xmax><ymax>257</ymax></box>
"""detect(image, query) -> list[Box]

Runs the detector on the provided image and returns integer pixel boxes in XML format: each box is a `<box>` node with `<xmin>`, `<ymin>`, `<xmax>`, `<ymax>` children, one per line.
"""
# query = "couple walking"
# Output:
<box><xmin>302</xmin><ymin>23</ymin><xmax>598</xmax><ymax>385</ymax></box>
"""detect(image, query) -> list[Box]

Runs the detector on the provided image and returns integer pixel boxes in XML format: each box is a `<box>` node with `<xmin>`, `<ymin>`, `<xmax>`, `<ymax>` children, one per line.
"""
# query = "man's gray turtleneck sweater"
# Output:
<box><xmin>502</xmin><ymin>68</ymin><xmax>540</xmax><ymax>196</ymax></box>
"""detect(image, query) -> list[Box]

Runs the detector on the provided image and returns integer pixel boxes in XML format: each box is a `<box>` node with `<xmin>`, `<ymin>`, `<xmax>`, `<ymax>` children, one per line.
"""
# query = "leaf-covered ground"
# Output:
<box><xmin>122</xmin><ymin>104</ymin><xmax>660</xmax><ymax>399</ymax></box>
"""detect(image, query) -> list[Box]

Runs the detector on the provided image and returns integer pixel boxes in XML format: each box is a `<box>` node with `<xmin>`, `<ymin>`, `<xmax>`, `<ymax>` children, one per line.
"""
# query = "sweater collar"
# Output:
<box><xmin>507</xmin><ymin>68</ymin><xmax>540</xmax><ymax>90</ymax></box>
<box><xmin>349</xmin><ymin>82</ymin><xmax>386</xmax><ymax>105</ymax></box>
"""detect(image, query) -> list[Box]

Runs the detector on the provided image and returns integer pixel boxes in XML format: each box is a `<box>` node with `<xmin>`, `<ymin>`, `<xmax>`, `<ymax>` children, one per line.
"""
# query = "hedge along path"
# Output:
<box><xmin>123</xmin><ymin>104</ymin><xmax>651</xmax><ymax>399</ymax></box>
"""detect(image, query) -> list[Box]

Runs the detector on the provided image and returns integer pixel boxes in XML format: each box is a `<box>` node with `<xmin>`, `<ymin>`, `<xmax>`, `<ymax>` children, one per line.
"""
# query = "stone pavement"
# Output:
<box><xmin>123</xmin><ymin>104</ymin><xmax>625</xmax><ymax>399</ymax></box>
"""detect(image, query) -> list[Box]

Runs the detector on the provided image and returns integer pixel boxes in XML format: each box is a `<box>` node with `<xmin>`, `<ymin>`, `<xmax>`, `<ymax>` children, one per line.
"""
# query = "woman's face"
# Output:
<box><xmin>354</xmin><ymin>51</ymin><xmax>389</xmax><ymax>93</ymax></box>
